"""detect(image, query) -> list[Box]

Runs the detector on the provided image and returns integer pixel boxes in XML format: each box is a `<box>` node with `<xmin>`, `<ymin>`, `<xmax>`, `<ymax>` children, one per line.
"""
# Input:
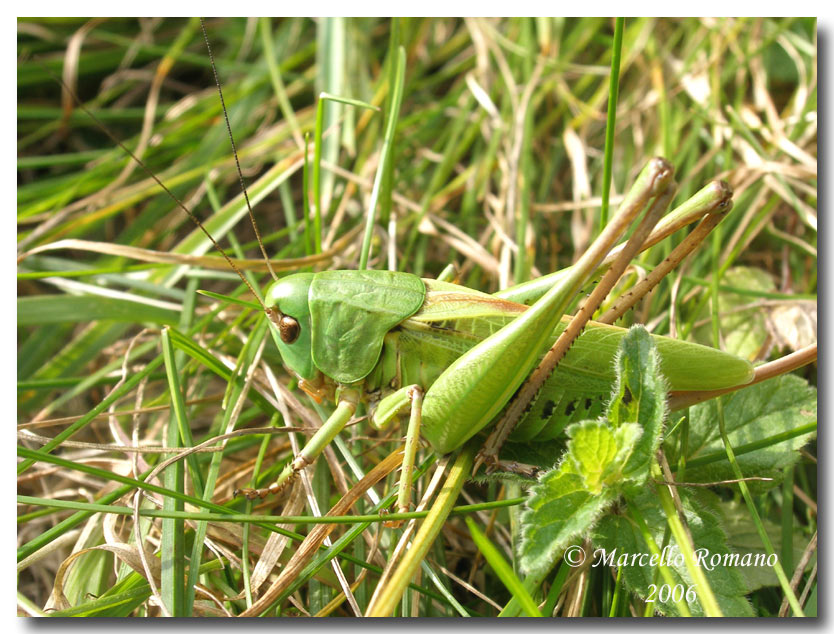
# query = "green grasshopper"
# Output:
<box><xmin>240</xmin><ymin>157</ymin><xmax>754</xmax><ymax>522</ymax></box>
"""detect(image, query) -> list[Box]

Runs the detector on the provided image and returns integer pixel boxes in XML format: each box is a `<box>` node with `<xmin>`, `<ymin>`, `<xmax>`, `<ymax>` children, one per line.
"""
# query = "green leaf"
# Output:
<box><xmin>18</xmin><ymin>321</ymin><xmax>129</xmax><ymax>412</ymax></box>
<box><xmin>567</xmin><ymin>420</ymin><xmax>642</xmax><ymax>492</ymax></box>
<box><xmin>593</xmin><ymin>489</ymin><xmax>754</xmax><ymax>617</ymax></box>
<box><xmin>610</xmin><ymin>424</ymin><xmax>644</xmax><ymax>480</ymax></box>
<box><xmin>670</xmin><ymin>374</ymin><xmax>816</xmax><ymax>485</ymax></box>
<box><xmin>519</xmin><ymin>326</ymin><xmax>668</xmax><ymax>576</ymax></box>
<box><xmin>611</xmin><ymin>326</ymin><xmax>667</xmax><ymax>483</ymax></box>
<box><xmin>716</xmin><ymin>497</ymin><xmax>816</xmax><ymax>592</ymax></box>
<box><xmin>520</xmin><ymin>465</ymin><xmax>617</xmax><ymax>576</ymax></box>
<box><xmin>567</xmin><ymin>421</ymin><xmax>619</xmax><ymax>491</ymax></box>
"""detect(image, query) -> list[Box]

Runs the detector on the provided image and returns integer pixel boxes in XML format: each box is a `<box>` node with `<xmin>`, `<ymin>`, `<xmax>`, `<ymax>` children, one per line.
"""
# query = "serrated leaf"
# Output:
<box><xmin>519</xmin><ymin>326</ymin><xmax>668</xmax><ymax>576</ymax></box>
<box><xmin>592</xmin><ymin>488</ymin><xmax>753</xmax><ymax>617</ymax></box>
<box><xmin>567</xmin><ymin>421</ymin><xmax>620</xmax><ymax>492</ymax></box>
<box><xmin>607</xmin><ymin>423</ymin><xmax>644</xmax><ymax>483</ymax></box>
<box><xmin>670</xmin><ymin>374</ymin><xmax>816</xmax><ymax>485</ymax></box>
<box><xmin>520</xmin><ymin>465</ymin><xmax>617</xmax><ymax>576</ymax></box>
<box><xmin>611</xmin><ymin>326</ymin><xmax>667</xmax><ymax>482</ymax></box>
<box><xmin>567</xmin><ymin>421</ymin><xmax>643</xmax><ymax>491</ymax></box>
<box><xmin>716</xmin><ymin>496</ymin><xmax>816</xmax><ymax>592</ymax></box>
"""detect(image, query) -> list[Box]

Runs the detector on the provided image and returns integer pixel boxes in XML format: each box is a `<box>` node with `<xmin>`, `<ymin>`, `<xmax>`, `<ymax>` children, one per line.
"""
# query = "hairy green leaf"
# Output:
<box><xmin>567</xmin><ymin>420</ymin><xmax>642</xmax><ymax>492</ymax></box>
<box><xmin>670</xmin><ymin>374</ymin><xmax>816</xmax><ymax>485</ymax></box>
<box><xmin>519</xmin><ymin>326</ymin><xmax>668</xmax><ymax>576</ymax></box>
<box><xmin>593</xmin><ymin>489</ymin><xmax>754</xmax><ymax>616</ymax></box>
<box><xmin>568</xmin><ymin>421</ymin><xmax>618</xmax><ymax>491</ymax></box>
<box><xmin>612</xmin><ymin>326</ymin><xmax>667</xmax><ymax>482</ymax></box>
<box><xmin>520</xmin><ymin>465</ymin><xmax>617</xmax><ymax>576</ymax></box>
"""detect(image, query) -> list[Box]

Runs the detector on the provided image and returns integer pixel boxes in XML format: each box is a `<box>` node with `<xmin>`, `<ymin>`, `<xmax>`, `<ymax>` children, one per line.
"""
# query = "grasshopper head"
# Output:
<box><xmin>265</xmin><ymin>272</ymin><xmax>317</xmax><ymax>381</ymax></box>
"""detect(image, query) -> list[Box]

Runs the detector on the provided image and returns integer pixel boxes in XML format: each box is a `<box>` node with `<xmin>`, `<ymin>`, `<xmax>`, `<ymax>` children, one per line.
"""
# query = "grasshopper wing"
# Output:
<box><xmin>310</xmin><ymin>270</ymin><xmax>425</xmax><ymax>383</ymax></box>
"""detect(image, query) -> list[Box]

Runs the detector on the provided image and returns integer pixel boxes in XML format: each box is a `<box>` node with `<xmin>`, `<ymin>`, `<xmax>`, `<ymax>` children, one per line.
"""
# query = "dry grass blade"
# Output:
<box><xmin>239</xmin><ymin>447</ymin><xmax>404</xmax><ymax>617</ymax></box>
<box><xmin>19</xmin><ymin>226</ymin><xmax>362</xmax><ymax>271</ymax></box>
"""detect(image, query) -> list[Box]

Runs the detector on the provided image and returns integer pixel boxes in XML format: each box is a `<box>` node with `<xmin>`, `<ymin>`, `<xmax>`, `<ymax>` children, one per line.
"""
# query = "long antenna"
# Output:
<box><xmin>36</xmin><ymin>56</ymin><xmax>268</xmax><ymax>312</ymax></box>
<box><xmin>200</xmin><ymin>17</ymin><xmax>279</xmax><ymax>283</ymax></box>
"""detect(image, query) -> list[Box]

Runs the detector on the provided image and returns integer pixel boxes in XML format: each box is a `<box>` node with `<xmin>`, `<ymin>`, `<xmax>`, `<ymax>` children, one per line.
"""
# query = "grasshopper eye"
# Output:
<box><xmin>266</xmin><ymin>306</ymin><xmax>301</xmax><ymax>344</ymax></box>
<box><xmin>279</xmin><ymin>315</ymin><xmax>301</xmax><ymax>344</ymax></box>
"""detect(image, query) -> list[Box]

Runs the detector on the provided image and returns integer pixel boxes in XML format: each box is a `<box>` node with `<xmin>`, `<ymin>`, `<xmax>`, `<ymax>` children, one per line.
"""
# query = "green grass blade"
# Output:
<box><xmin>599</xmin><ymin>17</ymin><xmax>625</xmax><ymax>231</ymax></box>
<box><xmin>465</xmin><ymin>516</ymin><xmax>542</xmax><ymax>617</ymax></box>
<box><xmin>359</xmin><ymin>46</ymin><xmax>406</xmax><ymax>270</ymax></box>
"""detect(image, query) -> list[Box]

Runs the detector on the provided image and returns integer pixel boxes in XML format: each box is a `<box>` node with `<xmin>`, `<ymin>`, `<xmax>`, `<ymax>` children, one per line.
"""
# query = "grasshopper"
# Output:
<box><xmin>241</xmin><ymin>157</ymin><xmax>753</xmax><ymax>512</ymax></box>
<box><xmin>235</xmin><ymin>158</ymin><xmax>759</xmax><ymax>617</ymax></box>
